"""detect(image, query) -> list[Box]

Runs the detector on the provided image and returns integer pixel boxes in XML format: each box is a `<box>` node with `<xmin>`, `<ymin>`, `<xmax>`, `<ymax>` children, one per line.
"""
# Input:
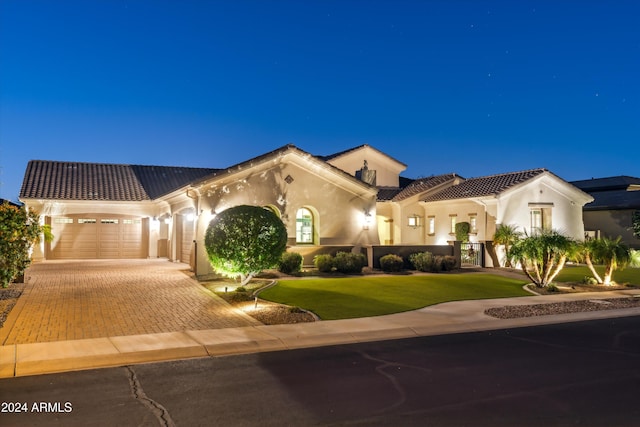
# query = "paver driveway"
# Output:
<box><xmin>0</xmin><ymin>259</ymin><xmax>260</xmax><ymax>345</ymax></box>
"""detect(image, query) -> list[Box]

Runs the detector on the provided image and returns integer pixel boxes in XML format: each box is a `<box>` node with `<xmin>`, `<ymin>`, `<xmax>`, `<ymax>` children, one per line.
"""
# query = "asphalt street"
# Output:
<box><xmin>1</xmin><ymin>316</ymin><xmax>639</xmax><ymax>427</ymax></box>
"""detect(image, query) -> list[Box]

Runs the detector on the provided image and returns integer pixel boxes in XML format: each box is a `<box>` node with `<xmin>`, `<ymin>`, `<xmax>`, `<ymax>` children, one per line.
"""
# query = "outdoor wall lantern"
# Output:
<box><xmin>408</xmin><ymin>215</ymin><xmax>422</xmax><ymax>228</ymax></box>
<box><xmin>362</xmin><ymin>209</ymin><xmax>373</xmax><ymax>230</ymax></box>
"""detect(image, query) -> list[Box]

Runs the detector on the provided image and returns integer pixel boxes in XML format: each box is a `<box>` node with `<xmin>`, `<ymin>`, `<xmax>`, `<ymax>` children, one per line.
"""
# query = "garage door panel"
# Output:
<box><xmin>49</xmin><ymin>215</ymin><xmax>144</xmax><ymax>259</ymax></box>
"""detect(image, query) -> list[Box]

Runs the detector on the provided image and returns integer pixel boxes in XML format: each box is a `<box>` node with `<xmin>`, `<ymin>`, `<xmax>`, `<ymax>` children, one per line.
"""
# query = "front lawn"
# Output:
<box><xmin>555</xmin><ymin>265</ymin><xmax>640</xmax><ymax>286</ymax></box>
<box><xmin>258</xmin><ymin>274</ymin><xmax>529</xmax><ymax>320</ymax></box>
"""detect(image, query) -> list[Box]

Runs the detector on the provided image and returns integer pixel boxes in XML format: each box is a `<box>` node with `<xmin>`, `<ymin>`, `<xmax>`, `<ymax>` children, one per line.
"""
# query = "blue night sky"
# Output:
<box><xmin>1</xmin><ymin>0</ymin><xmax>638</xmax><ymax>202</ymax></box>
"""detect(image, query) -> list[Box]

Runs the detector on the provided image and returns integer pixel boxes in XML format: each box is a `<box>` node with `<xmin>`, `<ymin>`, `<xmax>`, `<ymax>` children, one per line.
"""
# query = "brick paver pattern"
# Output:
<box><xmin>0</xmin><ymin>259</ymin><xmax>260</xmax><ymax>345</ymax></box>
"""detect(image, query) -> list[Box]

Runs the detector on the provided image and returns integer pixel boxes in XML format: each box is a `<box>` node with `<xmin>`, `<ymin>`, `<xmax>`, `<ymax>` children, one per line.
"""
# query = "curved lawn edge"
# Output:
<box><xmin>258</xmin><ymin>273</ymin><xmax>530</xmax><ymax>320</ymax></box>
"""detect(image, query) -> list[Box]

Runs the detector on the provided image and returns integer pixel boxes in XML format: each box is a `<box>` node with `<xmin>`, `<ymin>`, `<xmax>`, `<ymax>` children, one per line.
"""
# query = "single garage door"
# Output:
<box><xmin>49</xmin><ymin>215</ymin><xmax>146</xmax><ymax>259</ymax></box>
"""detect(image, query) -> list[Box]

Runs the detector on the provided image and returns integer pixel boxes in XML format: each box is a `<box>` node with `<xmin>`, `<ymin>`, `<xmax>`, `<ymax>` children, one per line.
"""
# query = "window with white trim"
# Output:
<box><xmin>530</xmin><ymin>206</ymin><xmax>552</xmax><ymax>233</ymax></box>
<box><xmin>469</xmin><ymin>214</ymin><xmax>478</xmax><ymax>233</ymax></box>
<box><xmin>449</xmin><ymin>215</ymin><xmax>457</xmax><ymax>234</ymax></box>
<box><xmin>296</xmin><ymin>208</ymin><xmax>314</xmax><ymax>244</ymax></box>
<box><xmin>428</xmin><ymin>216</ymin><xmax>435</xmax><ymax>235</ymax></box>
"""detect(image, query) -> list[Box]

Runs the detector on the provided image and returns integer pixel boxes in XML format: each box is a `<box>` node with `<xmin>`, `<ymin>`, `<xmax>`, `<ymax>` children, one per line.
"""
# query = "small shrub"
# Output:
<box><xmin>380</xmin><ymin>254</ymin><xmax>404</xmax><ymax>272</ymax></box>
<box><xmin>235</xmin><ymin>286</ymin><xmax>247</xmax><ymax>293</ymax></box>
<box><xmin>314</xmin><ymin>254</ymin><xmax>334</xmax><ymax>273</ymax></box>
<box><xmin>441</xmin><ymin>255</ymin><xmax>457</xmax><ymax>271</ymax></box>
<box><xmin>278</xmin><ymin>252</ymin><xmax>303</xmax><ymax>274</ymax></box>
<box><xmin>333</xmin><ymin>251</ymin><xmax>367</xmax><ymax>274</ymax></box>
<box><xmin>582</xmin><ymin>276</ymin><xmax>598</xmax><ymax>285</ymax></box>
<box><xmin>409</xmin><ymin>251</ymin><xmax>436</xmax><ymax>272</ymax></box>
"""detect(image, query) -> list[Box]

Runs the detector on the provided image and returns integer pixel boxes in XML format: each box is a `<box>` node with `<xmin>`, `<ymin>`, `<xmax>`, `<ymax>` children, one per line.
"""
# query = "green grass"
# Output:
<box><xmin>555</xmin><ymin>265</ymin><xmax>640</xmax><ymax>285</ymax></box>
<box><xmin>258</xmin><ymin>274</ymin><xmax>529</xmax><ymax>320</ymax></box>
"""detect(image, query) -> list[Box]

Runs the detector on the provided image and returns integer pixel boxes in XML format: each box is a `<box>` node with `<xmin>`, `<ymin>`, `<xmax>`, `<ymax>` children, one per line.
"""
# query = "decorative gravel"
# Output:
<box><xmin>0</xmin><ymin>285</ymin><xmax>24</xmax><ymax>328</ymax></box>
<box><xmin>485</xmin><ymin>297</ymin><xmax>640</xmax><ymax>319</ymax></box>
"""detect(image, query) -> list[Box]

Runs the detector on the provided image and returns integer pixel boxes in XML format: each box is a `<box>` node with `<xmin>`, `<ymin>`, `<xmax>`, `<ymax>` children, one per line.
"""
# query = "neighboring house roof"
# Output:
<box><xmin>420</xmin><ymin>168</ymin><xmax>547</xmax><ymax>202</ymax></box>
<box><xmin>571</xmin><ymin>176</ymin><xmax>640</xmax><ymax>211</ymax></box>
<box><xmin>571</xmin><ymin>176</ymin><xmax>640</xmax><ymax>192</ymax></box>
<box><xmin>20</xmin><ymin>160</ymin><xmax>217</xmax><ymax>201</ymax></box>
<box><xmin>392</xmin><ymin>173</ymin><xmax>460</xmax><ymax>202</ymax></box>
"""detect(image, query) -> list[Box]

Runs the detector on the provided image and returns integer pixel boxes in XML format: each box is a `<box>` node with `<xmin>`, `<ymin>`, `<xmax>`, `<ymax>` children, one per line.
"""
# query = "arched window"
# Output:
<box><xmin>296</xmin><ymin>208</ymin><xmax>314</xmax><ymax>244</ymax></box>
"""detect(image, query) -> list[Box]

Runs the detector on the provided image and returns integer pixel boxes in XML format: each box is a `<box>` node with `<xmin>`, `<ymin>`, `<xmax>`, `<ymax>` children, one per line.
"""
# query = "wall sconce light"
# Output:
<box><xmin>164</xmin><ymin>217</ymin><xmax>171</xmax><ymax>225</ymax></box>
<box><xmin>362</xmin><ymin>209</ymin><xmax>372</xmax><ymax>230</ymax></box>
<box><xmin>408</xmin><ymin>215</ymin><xmax>422</xmax><ymax>228</ymax></box>
<box><xmin>186</xmin><ymin>213</ymin><xmax>195</xmax><ymax>222</ymax></box>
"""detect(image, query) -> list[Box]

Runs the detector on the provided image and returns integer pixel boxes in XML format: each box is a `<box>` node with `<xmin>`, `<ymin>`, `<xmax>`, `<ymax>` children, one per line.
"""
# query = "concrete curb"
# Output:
<box><xmin>2</xmin><ymin>292</ymin><xmax>640</xmax><ymax>379</ymax></box>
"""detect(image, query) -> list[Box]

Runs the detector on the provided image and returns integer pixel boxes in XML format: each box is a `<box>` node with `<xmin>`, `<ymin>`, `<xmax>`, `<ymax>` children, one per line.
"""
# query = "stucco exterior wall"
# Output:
<box><xmin>421</xmin><ymin>200</ymin><xmax>487</xmax><ymax>245</ymax></box>
<box><xmin>193</xmin><ymin>161</ymin><xmax>379</xmax><ymax>276</ymax></box>
<box><xmin>497</xmin><ymin>176</ymin><xmax>586</xmax><ymax>241</ymax></box>
<box><xmin>326</xmin><ymin>146</ymin><xmax>405</xmax><ymax>187</ymax></box>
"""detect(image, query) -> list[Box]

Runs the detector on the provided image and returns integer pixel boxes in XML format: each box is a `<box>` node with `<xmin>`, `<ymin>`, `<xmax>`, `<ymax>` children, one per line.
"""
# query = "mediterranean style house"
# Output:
<box><xmin>19</xmin><ymin>144</ymin><xmax>593</xmax><ymax>274</ymax></box>
<box><xmin>571</xmin><ymin>176</ymin><xmax>640</xmax><ymax>249</ymax></box>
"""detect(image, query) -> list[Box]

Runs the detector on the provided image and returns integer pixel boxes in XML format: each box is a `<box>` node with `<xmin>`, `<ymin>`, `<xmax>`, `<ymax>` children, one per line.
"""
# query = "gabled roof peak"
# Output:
<box><xmin>420</xmin><ymin>168</ymin><xmax>548</xmax><ymax>203</ymax></box>
<box><xmin>321</xmin><ymin>144</ymin><xmax>407</xmax><ymax>168</ymax></box>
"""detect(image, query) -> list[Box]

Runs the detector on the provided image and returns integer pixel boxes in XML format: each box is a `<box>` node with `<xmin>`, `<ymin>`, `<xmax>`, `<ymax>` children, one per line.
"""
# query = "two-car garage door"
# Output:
<box><xmin>48</xmin><ymin>215</ymin><xmax>147</xmax><ymax>259</ymax></box>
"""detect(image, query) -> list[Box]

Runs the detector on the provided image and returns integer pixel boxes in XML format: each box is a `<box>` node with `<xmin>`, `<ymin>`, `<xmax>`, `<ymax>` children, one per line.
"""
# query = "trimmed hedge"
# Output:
<box><xmin>278</xmin><ymin>252</ymin><xmax>303</xmax><ymax>274</ymax></box>
<box><xmin>379</xmin><ymin>254</ymin><xmax>404</xmax><ymax>272</ymax></box>
<box><xmin>410</xmin><ymin>251</ymin><xmax>457</xmax><ymax>273</ymax></box>
<box><xmin>313</xmin><ymin>252</ymin><xmax>367</xmax><ymax>274</ymax></box>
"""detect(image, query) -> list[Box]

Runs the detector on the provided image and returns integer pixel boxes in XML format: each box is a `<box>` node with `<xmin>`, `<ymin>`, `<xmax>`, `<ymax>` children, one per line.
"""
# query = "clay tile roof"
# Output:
<box><xmin>421</xmin><ymin>168</ymin><xmax>547</xmax><ymax>202</ymax></box>
<box><xmin>130</xmin><ymin>165</ymin><xmax>220</xmax><ymax>199</ymax></box>
<box><xmin>19</xmin><ymin>160</ymin><xmax>218</xmax><ymax>201</ymax></box>
<box><xmin>392</xmin><ymin>174</ymin><xmax>459</xmax><ymax>201</ymax></box>
<box><xmin>377</xmin><ymin>187</ymin><xmax>403</xmax><ymax>201</ymax></box>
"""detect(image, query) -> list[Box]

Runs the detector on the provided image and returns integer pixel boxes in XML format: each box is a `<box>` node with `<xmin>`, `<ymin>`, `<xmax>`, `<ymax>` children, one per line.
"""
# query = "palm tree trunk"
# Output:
<box><xmin>504</xmin><ymin>244</ymin><xmax>512</xmax><ymax>268</ymax></box>
<box><xmin>519</xmin><ymin>260</ymin><xmax>538</xmax><ymax>286</ymax></box>
<box><xmin>584</xmin><ymin>254</ymin><xmax>603</xmax><ymax>284</ymax></box>
<box><xmin>547</xmin><ymin>256</ymin><xmax>567</xmax><ymax>284</ymax></box>
<box><xmin>603</xmin><ymin>265</ymin><xmax>613</xmax><ymax>285</ymax></box>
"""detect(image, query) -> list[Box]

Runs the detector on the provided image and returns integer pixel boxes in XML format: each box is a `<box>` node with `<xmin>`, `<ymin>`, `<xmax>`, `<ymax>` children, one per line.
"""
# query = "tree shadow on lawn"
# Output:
<box><xmin>258</xmin><ymin>287</ymin><xmax>414</xmax><ymax>320</ymax></box>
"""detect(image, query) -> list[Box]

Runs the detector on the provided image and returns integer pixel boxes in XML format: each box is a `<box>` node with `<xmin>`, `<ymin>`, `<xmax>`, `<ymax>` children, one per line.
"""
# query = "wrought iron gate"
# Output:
<box><xmin>461</xmin><ymin>242</ymin><xmax>484</xmax><ymax>267</ymax></box>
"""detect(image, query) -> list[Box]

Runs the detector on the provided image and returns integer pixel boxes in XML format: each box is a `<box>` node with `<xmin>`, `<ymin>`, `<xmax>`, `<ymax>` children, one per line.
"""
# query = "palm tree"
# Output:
<box><xmin>580</xmin><ymin>236</ymin><xmax>631</xmax><ymax>285</ymax></box>
<box><xmin>509</xmin><ymin>229</ymin><xmax>575</xmax><ymax>288</ymax></box>
<box><xmin>492</xmin><ymin>224</ymin><xmax>522</xmax><ymax>267</ymax></box>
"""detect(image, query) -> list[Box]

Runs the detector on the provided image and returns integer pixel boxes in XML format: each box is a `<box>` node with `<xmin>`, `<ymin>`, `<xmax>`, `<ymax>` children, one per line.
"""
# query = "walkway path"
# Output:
<box><xmin>0</xmin><ymin>259</ymin><xmax>259</xmax><ymax>345</ymax></box>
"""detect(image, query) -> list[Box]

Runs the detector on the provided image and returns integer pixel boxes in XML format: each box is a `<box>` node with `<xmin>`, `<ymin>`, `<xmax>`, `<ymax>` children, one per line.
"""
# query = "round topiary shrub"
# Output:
<box><xmin>314</xmin><ymin>254</ymin><xmax>334</xmax><ymax>273</ymax></box>
<box><xmin>278</xmin><ymin>251</ymin><xmax>303</xmax><ymax>275</ymax></box>
<box><xmin>379</xmin><ymin>254</ymin><xmax>404</xmax><ymax>272</ymax></box>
